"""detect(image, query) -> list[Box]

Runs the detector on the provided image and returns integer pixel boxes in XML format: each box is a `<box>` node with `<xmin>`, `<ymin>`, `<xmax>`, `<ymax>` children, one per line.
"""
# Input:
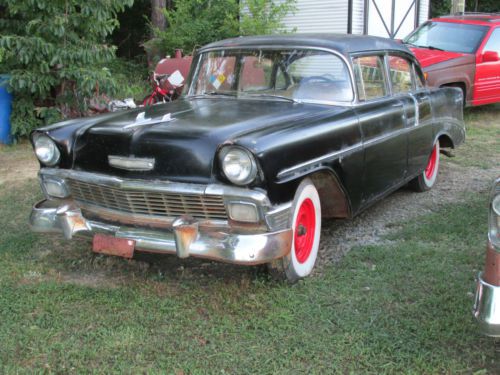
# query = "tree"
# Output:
<box><xmin>145</xmin><ymin>0</ymin><xmax>296</xmax><ymax>61</ymax></box>
<box><xmin>0</xmin><ymin>0</ymin><xmax>133</xmax><ymax>137</ymax></box>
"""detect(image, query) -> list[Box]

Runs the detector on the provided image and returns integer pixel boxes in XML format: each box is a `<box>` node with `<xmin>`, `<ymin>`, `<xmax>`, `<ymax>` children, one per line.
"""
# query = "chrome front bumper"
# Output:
<box><xmin>30</xmin><ymin>199</ymin><xmax>292</xmax><ymax>265</ymax></box>
<box><xmin>473</xmin><ymin>272</ymin><xmax>500</xmax><ymax>337</ymax></box>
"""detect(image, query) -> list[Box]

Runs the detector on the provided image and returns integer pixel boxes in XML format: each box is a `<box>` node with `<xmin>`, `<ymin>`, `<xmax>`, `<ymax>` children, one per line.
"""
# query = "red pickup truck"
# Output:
<box><xmin>404</xmin><ymin>13</ymin><xmax>500</xmax><ymax>106</ymax></box>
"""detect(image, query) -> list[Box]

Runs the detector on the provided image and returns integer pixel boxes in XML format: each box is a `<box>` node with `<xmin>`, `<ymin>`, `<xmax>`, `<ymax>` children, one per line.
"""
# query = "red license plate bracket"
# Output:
<box><xmin>92</xmin><ymin>234</ymin><xmax>135</xmax><ymax>259</ymax></box>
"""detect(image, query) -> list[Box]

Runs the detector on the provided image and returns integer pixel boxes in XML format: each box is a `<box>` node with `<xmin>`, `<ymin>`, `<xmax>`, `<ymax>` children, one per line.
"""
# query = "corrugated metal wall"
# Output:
<box><xmin>419</xmin><ymin>0</ymin><xmax>430</xmax><ymax>25</ymax></box>
<box><xmin>278</xmin><ymin>0</ymin><xmax>429</xmax><ymax>36</ymax></box>
<box><xmin>280</xmin><ymin>0</ymin><xmax>349</xmax><ymax>33</ymax></box>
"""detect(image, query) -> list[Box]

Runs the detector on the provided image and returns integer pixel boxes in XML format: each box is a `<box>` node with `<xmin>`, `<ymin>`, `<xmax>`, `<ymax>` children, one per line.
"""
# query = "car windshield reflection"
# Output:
<box><xmin>188</xmin><ymin>48</ymin><xmax>354</xmax><ymax>103</ymax></box>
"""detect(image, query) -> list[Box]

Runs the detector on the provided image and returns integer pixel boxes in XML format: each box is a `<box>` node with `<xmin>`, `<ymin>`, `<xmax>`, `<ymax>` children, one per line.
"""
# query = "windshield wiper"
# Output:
<box><xmin>426</xmin><ymin>45</ymin><xmax>444</xmax><ymax>51</ymax></box>
<box><xmin>412</xmin><ymin>44</ymin><xmax>445</xmax><ymax>51</ymax></box>
<box><xmin>240</xmin><ymin>93</ymin><xmax>298</xmax><ymax>103</ymax></box>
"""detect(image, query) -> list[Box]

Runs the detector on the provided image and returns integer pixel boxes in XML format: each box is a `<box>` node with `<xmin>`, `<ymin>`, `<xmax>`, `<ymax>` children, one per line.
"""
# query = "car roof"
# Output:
<box><xmin>433</xmin><ymin>13</ymin><xmax>500</xmax><ymax>26</ymax></box>
<box><xmin>198</xmin><ymin>34</ymin><xmax>412</xmax><ymax>57</ymax></box>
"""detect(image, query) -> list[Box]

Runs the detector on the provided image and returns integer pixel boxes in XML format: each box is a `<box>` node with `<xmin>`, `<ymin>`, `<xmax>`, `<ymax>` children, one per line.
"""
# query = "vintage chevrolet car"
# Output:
<box><xmin>474</xmin><ymin>177</ymin><xmax>500</xmax><ymax>336</ymax></box>
<box><xmin>29</xmin><ymin>35</ymin><xmax>465</xmax><ymax>282</ymax></box>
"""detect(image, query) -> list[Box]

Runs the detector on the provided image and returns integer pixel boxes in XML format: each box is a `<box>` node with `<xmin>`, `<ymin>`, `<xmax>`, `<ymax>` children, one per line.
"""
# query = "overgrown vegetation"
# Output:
<box><xmin>0</xmin><ymin>0</ymin><xmax>134</xmax><ymax>137</ymax></box>
<box><xmin>430</xmin><ymin>0</ymin><xmax>499</xmax><ymax>17</ymax></box>
<box><xmin>145</xmin><ymin>0</ymin><xmax>296</xmax><ymax>61</ymax></box>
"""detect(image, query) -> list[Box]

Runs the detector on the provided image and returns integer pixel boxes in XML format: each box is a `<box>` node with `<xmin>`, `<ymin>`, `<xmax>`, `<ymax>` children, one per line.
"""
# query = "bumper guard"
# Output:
<box><xmin>30</xmin><ymin>199</ymin><xmax>292</xmax><ymax>265</ymax></box>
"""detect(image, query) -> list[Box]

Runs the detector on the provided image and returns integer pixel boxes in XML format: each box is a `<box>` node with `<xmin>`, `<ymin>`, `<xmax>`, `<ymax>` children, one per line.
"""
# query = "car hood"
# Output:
<box><xmin>46</xmin><ymin>98</ymin><xmax>343</xmax><ymax>183</ymax></box>
<box><xmin>409</xmin><ymin>47</ymin><xmax>468</xmax><ymax>68</ymax></box>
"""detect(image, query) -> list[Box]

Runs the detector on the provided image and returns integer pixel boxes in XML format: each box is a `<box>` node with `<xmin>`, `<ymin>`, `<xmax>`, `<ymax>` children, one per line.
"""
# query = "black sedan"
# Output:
<box><xmin>29</xmin><ymin>34</ymin><xmax>465</xmax><ymax>282</ymax></box>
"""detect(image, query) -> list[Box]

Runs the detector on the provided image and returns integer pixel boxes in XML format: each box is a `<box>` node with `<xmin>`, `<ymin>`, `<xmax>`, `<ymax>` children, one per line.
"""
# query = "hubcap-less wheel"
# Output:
<box><xmin>267</xmin><ymin>178</ymin><xmax>321</xmax><ymax>283</ymax></box>
<box><xmin>294</xmin><ymin>198</ymin><xmax>316</xmax><ymax>264</ymax></box>
<box><xmin>409</xmin><ymin>141</ymin><xmax>440</xmax><ymax>192</ymax></box>
<box><xmin>423</xmin><ymin>141</ymin><xmax>440</xmax><ymax>188</ymax></box>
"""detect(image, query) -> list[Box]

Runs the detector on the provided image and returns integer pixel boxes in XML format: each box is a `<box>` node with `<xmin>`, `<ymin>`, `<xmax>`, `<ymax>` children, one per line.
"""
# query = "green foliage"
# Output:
<box><xmin>0</xmin><ymin>0</ymin><xmax>133</xmax><ymax>137</ymax></box>
<box><xmin>430</xmin><ymin>0</ymin><xmax>500</xmax><ymax>17</ymax></box>
<box><xmin>240</xmin><ymin>0</ymin><xmax>297</xmax><ymax>35</ymax></box>
<box><xmin>146</xmin><ymin>0</ymin><xmax>296</xmax><ymax>60</ymax></box>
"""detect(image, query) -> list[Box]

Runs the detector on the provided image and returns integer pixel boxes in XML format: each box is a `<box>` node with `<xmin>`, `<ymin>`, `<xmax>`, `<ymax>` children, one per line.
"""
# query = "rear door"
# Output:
<box><xmin>387</xmin><ymin>55</ymin><xmax>434</xmax><ymax>178</ymax></box>
<box><xmin>474</xmin><ymin>27</ymin><xmax>500</xmax><ymax>105</ymax></box>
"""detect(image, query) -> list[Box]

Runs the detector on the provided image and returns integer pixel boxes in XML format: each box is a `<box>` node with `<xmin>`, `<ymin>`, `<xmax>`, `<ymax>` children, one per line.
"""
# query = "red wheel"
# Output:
<box><xmin>294</xmin><ymin>198</ymin><xmax>316</xmax><ymax>264</ymax></box>
<box><xmin>410</xmin><ymin>141</ymin><xmax>440</xmax><ymax>192</ymax></box>
<box><xmin>268</xmin><ymin>178</ymin><xmax>321</xmax><ymax>283</ymax></box>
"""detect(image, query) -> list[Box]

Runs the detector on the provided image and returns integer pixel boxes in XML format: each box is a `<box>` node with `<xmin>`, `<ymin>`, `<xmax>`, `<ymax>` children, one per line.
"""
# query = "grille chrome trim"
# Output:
<box><xmin>68</xmin><ymin>179</ymin><xmax>228</xmax><ymax>220</ymax></box>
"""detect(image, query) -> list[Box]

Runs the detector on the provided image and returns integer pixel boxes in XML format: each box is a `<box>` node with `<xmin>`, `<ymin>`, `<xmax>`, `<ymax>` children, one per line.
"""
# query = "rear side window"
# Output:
<box><xmin>388</xmin><ymin>56</ymin><xmax>412</xmax><ymax>94</ymax></box>
<box><xmin>353</xmin><ymin>55</ymin><xmax>387</xmax><ymax>101</ymax></box>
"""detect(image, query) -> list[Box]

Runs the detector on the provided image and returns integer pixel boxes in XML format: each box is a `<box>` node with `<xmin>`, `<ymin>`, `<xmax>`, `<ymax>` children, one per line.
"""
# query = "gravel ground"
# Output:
<box><xmin>317</xmin><ymin>159</ymin><xmax>500</xmax><ymax>268</ymax></box>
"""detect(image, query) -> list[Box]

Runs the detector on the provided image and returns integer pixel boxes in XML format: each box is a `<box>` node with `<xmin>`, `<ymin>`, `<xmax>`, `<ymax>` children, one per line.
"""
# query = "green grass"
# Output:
<box><xmin>0</xmin><ymin>180</ymin><xmax>498</xmax><ymax>373</ymax></box>
<box><xmin>452</xmin><ymin>103</ymin><xmax>500</xmax><ymax>169</ymax></box>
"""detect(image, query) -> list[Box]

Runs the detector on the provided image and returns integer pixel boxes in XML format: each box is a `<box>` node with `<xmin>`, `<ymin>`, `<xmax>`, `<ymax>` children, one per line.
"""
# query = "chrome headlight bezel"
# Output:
<box><xmin>33</xmin><ymin>134</ymin><xmax>60</xmax><ymax>167</ymax></box>
<box><xmin>219</xmin><ymin>146</ymin><xmax>258</xmax><ymax>186</ymax></box>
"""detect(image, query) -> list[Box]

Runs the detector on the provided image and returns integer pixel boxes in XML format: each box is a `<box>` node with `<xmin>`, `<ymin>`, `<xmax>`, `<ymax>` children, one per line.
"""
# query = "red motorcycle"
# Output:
<box><xmin>142</xmin><ymin>73</ymin><xmax>177</xmax><ymax>106</ymax></box>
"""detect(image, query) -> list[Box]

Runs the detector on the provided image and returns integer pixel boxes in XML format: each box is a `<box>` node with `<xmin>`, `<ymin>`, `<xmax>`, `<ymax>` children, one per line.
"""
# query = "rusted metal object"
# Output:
<box><xmin>172</xmin><ymin>216</ymin><xmax>199</xmax><ymax>258</ymax></box>
<box><xmin>483</xmin><ymin>243</ymin><xmax>500</xmax><ymax>286</ymax></box>
<box><xmin>155</xmin><ymin>49</ymin><xmax>193</xmax><ymax>94</ymax></box>
<box><xmin>92</xmin><ymin>234</ymin><xmax>135</xmax><ymax>258</ymax></box>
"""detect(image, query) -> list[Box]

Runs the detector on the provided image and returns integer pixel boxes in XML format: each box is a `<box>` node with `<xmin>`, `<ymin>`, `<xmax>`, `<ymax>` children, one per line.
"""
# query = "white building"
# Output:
<box><xmin>280</xmin><ymin>0</ymin><xmax>430</xmax><ymax>39</ymax></box>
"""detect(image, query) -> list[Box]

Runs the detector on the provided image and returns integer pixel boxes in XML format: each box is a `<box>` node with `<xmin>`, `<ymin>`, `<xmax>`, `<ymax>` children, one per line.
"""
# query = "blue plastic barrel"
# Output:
<box><xmin>0</xmin><ymin>74</ymin><xmax>13</xmax><ymax>145</ymax></box>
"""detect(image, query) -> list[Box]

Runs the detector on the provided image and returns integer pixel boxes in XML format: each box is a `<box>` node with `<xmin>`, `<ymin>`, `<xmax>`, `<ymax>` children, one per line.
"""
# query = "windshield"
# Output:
<box><xmin>404</xmin><ymin>21</ymin><xmax>488</xmax><ymax>53</ymax></box>
<box><xmin>188</xmin><ymin>48</ymin><xmax>353</xmax><ymax>103</ymax></box>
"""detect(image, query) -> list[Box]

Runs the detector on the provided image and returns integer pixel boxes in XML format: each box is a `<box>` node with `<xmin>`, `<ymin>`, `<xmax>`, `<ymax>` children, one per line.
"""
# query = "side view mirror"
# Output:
<box><xmin>482</xmin><ymin>50</ymin><xmax>499</xmax><ymax>63</ymax></box>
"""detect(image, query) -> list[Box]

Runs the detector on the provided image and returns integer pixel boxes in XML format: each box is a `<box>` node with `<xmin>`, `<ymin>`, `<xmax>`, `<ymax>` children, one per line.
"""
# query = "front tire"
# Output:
<box><xmin>269</xmin><ymin>178</ymin><xmax>321</xmax><ymax>283</ymax></box>
<box><xmin>410</xmin><ymin>141</ymin><xmax>440</xmax><ymax>192</ymax></box>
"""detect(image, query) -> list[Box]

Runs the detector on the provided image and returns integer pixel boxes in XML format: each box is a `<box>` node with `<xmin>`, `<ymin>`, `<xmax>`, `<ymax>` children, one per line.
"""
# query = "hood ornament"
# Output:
<box><xmin>108</xmin><ymin>155</ymin><xmax>155</xmax><ymax>171</ymax></box>
<box><xmin>123</xmin><ymin>112</ymin><xmax>173</xmax><ymax>129</ymax></box>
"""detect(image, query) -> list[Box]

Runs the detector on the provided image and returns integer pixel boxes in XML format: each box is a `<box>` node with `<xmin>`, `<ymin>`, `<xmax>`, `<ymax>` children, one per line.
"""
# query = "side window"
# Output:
<box><xmin>483</xmin><ymin>28</ymin><xmax>500</xmax><ymax>54</ymax></box>
<box><xmin>353</xmin><ymin>55</ymin><xmax>387</xmax><ymax>101</ymax></box>
<box><xmin>388</xmin><ymin>55</ymin><xmax>413</xmax><ymax>94</ymax></box>
<box><xmin>413</xmin><ymin>64</ymin><xmax>425</xmax><ymax>89</ymax></box>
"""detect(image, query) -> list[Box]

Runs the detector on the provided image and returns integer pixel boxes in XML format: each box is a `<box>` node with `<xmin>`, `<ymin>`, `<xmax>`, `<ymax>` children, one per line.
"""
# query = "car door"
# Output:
<box><xmin>352</xmin><ymin>54</ymin><xmax>408</xmax><ymax>205</ymax></box>
<box><xmin>387</xmin><ymin>55</ymin><xmax>434</xmax><ymax>178</ymax></box>
<box><xmin>474</xmin><ymin>27</ymin><xmax>500</xmax><ymax>105</ymax></box>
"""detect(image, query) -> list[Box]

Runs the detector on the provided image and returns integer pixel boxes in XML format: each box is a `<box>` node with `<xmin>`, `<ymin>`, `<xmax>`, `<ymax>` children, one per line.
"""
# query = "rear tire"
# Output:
<box><xmin>409</xmin><ymin>141</ymin><xmax>440</xmax><ymax>192</ymax></box>
<box><xmin>268</xmin><ymin>178</ymin><xmax>321</xmax><ymax>283</ymax></box>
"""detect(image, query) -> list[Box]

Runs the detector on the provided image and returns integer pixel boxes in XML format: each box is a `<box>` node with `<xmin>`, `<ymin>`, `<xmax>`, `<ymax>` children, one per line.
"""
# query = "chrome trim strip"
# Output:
<box><xmin>108</xmin><ymin>155</ymin><xmax>155</xmax><ymax>171</ymax></box>
<box><xmin>276</xmin><ymin>121</ymin><xmax>437</xmax><ymax>180</ymax></box>
<box><xmin>277</xmin><ymin>143</ymin><xmax>361</xmax><ymax>179</ymax></box>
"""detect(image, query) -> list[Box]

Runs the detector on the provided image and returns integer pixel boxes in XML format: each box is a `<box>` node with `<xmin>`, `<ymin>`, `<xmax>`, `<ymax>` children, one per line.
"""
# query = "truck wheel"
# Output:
<box><xmin>269</xmin><ymin>178</ymin><xmax>321</xmax><ymax>283</ymax></box>
<box><xmin>410</xmin><ymin>141</ymin><xmax>440</xmax><ymax>192</ymax></box>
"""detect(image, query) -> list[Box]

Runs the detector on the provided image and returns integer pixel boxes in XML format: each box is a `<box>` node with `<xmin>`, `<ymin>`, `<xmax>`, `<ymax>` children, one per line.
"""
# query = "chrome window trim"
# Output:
<box><xmin>186</xmin><ymin>45</ymin><xmax>357</xmax><ymax>106</ymax></box>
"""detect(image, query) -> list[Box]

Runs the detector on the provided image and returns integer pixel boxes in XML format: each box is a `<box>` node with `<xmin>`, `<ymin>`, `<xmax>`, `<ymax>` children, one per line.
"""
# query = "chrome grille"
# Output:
<box><xmin>67</xmin><ymin>179</ymin><xmax>228</xmax><ymax>220</ymax></box>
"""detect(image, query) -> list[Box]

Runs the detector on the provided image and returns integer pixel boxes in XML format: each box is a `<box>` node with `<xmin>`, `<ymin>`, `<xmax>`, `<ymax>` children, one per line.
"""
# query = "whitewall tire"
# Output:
<box><xmin>269</xmin><ymin>178</ymin><xmax>321</xmax><ymax>283</ymax></box>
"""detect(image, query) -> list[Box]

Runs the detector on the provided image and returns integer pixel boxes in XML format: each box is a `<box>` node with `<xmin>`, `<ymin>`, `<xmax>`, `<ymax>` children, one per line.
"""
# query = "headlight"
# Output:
<box><xmin>489</xmin><ymin>179</ymin><xmax>500</xmax><ymax>249</ymax></box>
<box><xmin>34</xmin><ymin>135</ymin><xmax>60</xmax><ymax>166</ymax></box>
<box><xmin>220</xmin><ymin>146</ymin><xmax>258</xmax><ymax>185</ymax></box>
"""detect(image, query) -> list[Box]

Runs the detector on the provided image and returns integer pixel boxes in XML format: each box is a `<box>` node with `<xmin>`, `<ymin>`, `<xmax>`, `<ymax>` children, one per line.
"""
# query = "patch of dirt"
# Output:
<box><xmin>0</xmin><ymin>143</ymin><xmax>38</xmax><ymax>187</ymax></box>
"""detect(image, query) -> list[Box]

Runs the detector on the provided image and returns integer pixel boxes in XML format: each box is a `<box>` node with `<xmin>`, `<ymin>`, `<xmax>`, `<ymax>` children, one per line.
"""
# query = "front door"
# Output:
<box><xmin>352</xmin><ymin>54</ymin><xmax>408</xmax><ymax>205</ymax></box>
<box><xmin>474</xmin><ymin>27</ymin><xmax>500</xmax><ymax>105</ymax></box>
